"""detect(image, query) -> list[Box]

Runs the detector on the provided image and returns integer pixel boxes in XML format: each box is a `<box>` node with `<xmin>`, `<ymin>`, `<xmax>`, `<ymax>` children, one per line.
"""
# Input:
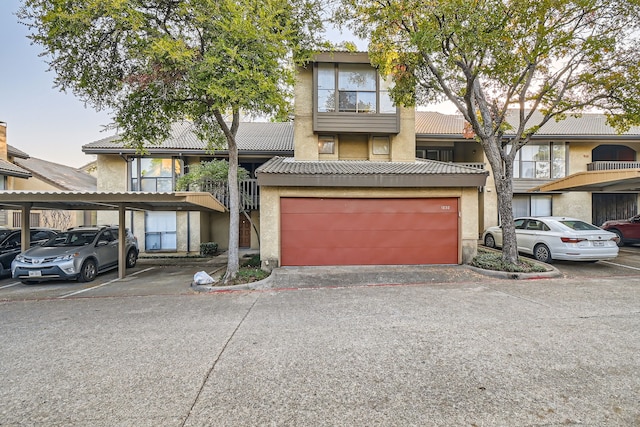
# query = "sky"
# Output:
<box><xmin>0</xmin><ymin>1</ymin><xmax>447</xmax><ymax>169</ymax></box>
<box><xmin>1</xmin><ymin>0</ymin><xmax>114</xmax><ymax>168</ymax></box>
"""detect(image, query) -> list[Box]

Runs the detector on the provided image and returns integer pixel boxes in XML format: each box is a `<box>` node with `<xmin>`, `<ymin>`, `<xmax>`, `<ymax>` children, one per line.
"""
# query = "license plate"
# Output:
<box><xmin>28</xmin><ymin>270</ymin><xmax>42</xmax><ymax>277</ymax></box>
<box><xmin>594</xmin><ymin>241</ymin><xmax>604</xmax><ymax>247</ymax></box>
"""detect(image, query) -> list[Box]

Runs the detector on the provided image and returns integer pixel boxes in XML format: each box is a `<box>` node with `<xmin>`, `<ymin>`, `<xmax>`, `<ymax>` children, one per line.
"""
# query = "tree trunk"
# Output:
<box><xmin>493</xmin><ymin>171</ymin><xmax>520</xmax><ymax>265</ymax></box>
<box><xmin>223</xmin><ymin>139</ymin><xmax>240</xmax><ymax>283</ymax></box>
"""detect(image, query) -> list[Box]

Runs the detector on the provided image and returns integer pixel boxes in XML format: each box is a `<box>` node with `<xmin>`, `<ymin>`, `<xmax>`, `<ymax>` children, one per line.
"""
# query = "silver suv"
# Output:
<box><xmin>12</xmin><ymin>226</ymin><xmax>139</xmax><ymax>284</ymax></box>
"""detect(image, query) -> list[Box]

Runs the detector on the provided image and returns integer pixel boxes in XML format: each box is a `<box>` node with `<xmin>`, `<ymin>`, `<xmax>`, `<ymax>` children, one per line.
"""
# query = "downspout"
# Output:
<box><xmin>187</xmin><ymin>211</ymin><xmax>191</xmax><ymax>253</ymax></box>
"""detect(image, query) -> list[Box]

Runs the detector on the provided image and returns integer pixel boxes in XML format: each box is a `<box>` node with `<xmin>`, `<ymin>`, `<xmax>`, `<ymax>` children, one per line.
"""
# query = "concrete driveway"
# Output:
<box><xmin>0</xmin><ymin>266</ymin><xmax>638</xmax><ymax>426</ymax></box>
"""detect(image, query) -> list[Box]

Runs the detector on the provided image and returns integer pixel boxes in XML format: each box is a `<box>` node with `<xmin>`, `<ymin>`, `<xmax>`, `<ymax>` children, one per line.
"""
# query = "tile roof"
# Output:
<box><xmin>415</xmin><ymin>110</ymin><xmax>640</xmax><ymax>136</ymax></box>
<box><xmin>15</xmin><ymin>157</ymin><xmax>97</xmax><ymax>191</ymax></box>
<box><xmin>0</xmin><ymin>158</ymin><xmax>31</xmax><ymax>178</ymax></box>
<box><xmin>257</xmin><ymin>156</ymin><xmax>487</xmax><ymax>175</ymax></box>
<box><xmin>83</xmin><ymin>121</ymin><xmax>294</xmax><ymax>153</ymax></box>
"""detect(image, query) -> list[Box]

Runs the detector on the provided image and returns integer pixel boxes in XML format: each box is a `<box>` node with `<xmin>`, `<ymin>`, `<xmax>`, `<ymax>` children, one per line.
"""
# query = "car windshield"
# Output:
<box><xmin>43</xmin><ymin>231</ymin><xmax>98</xmax><ymax>247</ymax></box>
<box><xmin>0</xmin><ymin>229</ymin><xmax>13</xmax><ymax>241</ymax></box>
<box><xmin>559</xmin><ymin>220</ymin><xmax>600</xmax><ymax>231</ymax></box>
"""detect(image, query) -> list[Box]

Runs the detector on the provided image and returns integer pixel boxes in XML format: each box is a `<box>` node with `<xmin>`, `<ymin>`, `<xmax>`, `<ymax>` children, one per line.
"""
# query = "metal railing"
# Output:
<box><xmin>196</xmin><ymin>179</ymin><xmax>259</xmax><ymax>210</ymax></box>
<box><xmin>587</xmin><ymin>161</ymin><xmax>640</xmax><ymax>171</ymax></box>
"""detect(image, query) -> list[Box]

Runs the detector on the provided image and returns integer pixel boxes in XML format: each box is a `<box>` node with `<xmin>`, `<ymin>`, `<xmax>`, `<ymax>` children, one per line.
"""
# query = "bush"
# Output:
<box><xmin>200</xmin><ymin>242</ymin><xmax>219</xmax><ymax>256</ymax></box>
<box><xmin>471</xmin><ymin>251</ymin><xmax>547</xmax><ymax>273</ymax></box>
<box><xmin>242</xmin><ymin>253</ymin><xmax>261</xmax><ymax>268</ymax></box>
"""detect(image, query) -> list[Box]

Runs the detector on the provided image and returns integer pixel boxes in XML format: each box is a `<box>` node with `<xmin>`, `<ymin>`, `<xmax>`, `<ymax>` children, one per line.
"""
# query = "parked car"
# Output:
<box><xmin>482</xmin><ymin>216</ymin><xmax>619</xmax><ymax>263</ymax></box>
<box><xmin>0</xmin><ymin>228</ymin><xmax>59</xmax><ymax>277</ymax></box>
<box><xmin>12</xmin><ymin>226</ymin><xmax>139</xmax><ymax>283</ymax></box>
<box><xmin>601</xmin><ymin>215</ymin><xmax>640</xmax><ymax>246</ymax></box>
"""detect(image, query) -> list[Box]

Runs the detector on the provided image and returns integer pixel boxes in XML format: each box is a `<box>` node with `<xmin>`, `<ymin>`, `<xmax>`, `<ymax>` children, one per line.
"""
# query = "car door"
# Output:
<box><xmin>95</xmin><ymin>229</ymin><xmax>119</xmax><ymax>269</ymax></box>
<box><xmin>621</xmin><ymin>215</ymin><xmax>640</xmax><ymax>240</ymax></box>
<box><xmin>516</xmin><ymin>219</ymin><xmax>540</xmax><ymax>255</ymax></box>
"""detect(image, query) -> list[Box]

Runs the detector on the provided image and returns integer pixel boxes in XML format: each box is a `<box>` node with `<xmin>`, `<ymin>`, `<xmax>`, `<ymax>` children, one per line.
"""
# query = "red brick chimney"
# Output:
<box><xmin>0</xmin><ymin>121</ymin><xmax>7</xmax><ymax>161</ymax></box>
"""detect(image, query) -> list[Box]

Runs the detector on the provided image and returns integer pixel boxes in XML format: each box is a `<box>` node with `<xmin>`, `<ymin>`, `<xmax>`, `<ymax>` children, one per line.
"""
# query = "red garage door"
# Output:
<box><xmin>280</xmin><ymin>198</ymin><xmax>459</xmax><ymax>266</ymax></box>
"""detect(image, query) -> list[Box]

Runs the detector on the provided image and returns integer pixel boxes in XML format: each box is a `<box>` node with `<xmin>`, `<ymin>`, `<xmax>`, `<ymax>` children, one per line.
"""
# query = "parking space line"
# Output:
<box><xmin>600</xmin><ymin>260</ymin><xmax>640</xmax><ymax>271</ymax></box>
<box><xmin>0</xmin><ymin>281</ymin><xmax>21</xmax><ymax>289</ymax></box>
<box><xmin>58</xmin><ymin>267</ymin><xmax>156</xmax><ymax>299</ymax></box>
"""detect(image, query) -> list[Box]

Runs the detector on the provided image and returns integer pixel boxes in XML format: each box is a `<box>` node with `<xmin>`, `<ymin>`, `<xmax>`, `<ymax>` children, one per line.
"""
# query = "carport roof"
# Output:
<box><xmin>529</xmin><ymin>169</ymin><xmax>640</xmax><ymax>192</ymax></box>
<box><xmin>0</xmin><ymin>191</ymin><xmax>226</xmax><ymax>212</ymax></box>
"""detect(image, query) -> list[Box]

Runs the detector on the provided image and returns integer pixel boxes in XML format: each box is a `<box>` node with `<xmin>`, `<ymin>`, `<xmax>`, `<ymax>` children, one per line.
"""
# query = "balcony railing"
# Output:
<box><xmin>587</xmin><ymin>161</ymin><xmax>640</xmax><ymax>171</ymax></box>
<box><xmin>195</xmin><ymin>179</ymin><xmax>259</xmax><ymax>211</ymax></box>
<box><xmin>455</xmin><ymin>162</ymin><xmax>485</xmax><ymax>170</ymax></box>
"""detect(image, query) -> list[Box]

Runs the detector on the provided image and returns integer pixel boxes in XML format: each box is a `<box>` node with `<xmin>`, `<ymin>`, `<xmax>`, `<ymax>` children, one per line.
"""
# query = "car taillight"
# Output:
<box><xmin>611</xmin><ymin>235</ymin><xmax>620</xmax><ymax>243</ymax></box>
<box><xmin>561</xmin><ymin>237</ymin><xmax>586</xmax><ymax>243</ymax></box>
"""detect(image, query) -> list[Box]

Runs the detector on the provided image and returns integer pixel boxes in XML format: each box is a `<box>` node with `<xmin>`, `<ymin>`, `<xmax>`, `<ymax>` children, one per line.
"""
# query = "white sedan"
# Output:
<box><xmin>482</xmin><ymin>216</ymin><xmax>619</xmax><ymax>263</ymax></box>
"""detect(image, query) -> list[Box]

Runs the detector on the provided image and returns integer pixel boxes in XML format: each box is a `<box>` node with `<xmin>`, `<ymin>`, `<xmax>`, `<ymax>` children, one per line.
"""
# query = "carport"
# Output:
<box><xmin>530</xmin><ymin>169</ymin><xmax>640</xmax><ymax>192</ymax></box>
<box><xmin>0</xmin><ymin>191</ymin><xmax>226</xmax><ymax>279</ymax></box>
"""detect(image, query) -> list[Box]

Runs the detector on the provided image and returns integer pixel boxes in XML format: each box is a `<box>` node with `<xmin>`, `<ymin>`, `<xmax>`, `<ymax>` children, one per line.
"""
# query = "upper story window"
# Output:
<box><xmin>0</xmin><ymin>175</ymin><xmax>6</xmax><ymax>190</ymax></box>
<box><xmin>512</xmin><ymin>142</ymin><xmax>566</xmax><ymax>179</ymax></box>
<box><xmin>317</xmin><ymin>63</ymin><xmax>395</xmax><ymax>114</ymax></box>
<box><xmin>130</xmin><ymin>158</ymin><xmax>182</xmax><ymax>192</ymax></box>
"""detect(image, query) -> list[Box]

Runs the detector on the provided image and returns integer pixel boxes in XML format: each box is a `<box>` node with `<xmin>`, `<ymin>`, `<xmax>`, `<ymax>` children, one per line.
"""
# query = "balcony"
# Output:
<box><xmin>196</xmin><ymin>179</ymin><xmax>259</xmax><ymax>211</ymax></box>
<box><xmin>455</xmin><ymin>162</ymin><xmax>486</xmax><ymax>170</ymax></box>
<box><xmin>587</xmin><ymin>161</ymin><xmax>640</xmax><ymax>171</ymax></box>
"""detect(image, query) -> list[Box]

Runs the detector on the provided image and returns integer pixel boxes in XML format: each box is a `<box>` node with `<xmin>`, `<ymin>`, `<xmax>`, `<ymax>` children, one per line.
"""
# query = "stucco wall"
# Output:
<box><xmin>294</xmin><ymin>65</ymin><xmax>317</xmax><ymax>161</ymax></box>
<box><xmin>552</xmin><ymin>192</ymin><xmax>592</xmax><ymax>222</ymax></box>
<box><xmin>97</xmin><ymin>154</ymin><xmax>128</xmax><ymax>191</ymax></box>
<box><xmin>259</xmin><ymin>186</ymin><xmax>480</xmax><ymax>267</ymax></box>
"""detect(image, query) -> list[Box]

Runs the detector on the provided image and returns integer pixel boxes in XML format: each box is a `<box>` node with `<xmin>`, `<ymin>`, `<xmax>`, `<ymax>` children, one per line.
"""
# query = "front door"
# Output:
<box><xmin>239</xmin><ymin>214</ymin><xmax>251</xmax><ymax>248</ymax></box>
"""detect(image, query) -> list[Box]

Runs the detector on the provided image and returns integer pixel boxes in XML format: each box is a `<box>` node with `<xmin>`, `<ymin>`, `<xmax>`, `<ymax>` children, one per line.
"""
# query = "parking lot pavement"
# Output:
<box><xmin>0</xmin><ymin>271</ymin><xmax>638</xmax><ymax>426</ymax></box>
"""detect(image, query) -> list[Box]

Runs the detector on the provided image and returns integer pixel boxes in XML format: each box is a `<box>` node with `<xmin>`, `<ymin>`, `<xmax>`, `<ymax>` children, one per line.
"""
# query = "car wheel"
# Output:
<box><xmin>126</xmin><ymin>249</ymin><xmax>138</xmax><ymax>268</ymax></box>
<box><xmin>533</xmin><ymin>244</ymin><xmax>552</xmax><ymax>263</ymax></box>
<box><xmin>484</xmin><ymin>234</ymin><xmax>496</xmax><ymax>248</ymax></box>
<box><xmin>79</xmin><ymin>259</ymin><xmax>97</xmax><ymax>282</ymax></box>
<box><xmin>611</xmin><ymin>229</ymin><xmax>624</xmax><ymax>247</ymax></box>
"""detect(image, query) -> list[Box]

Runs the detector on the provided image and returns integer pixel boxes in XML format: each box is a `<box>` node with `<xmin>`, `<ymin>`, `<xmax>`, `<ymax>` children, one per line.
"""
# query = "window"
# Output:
<box><xmin>316</xmin><ymin>63</ymin><xmax>395</xmax><ymax>114</ymax></box>
<box><xmin>372</xmin><ymin>136</ymin><xmax>390</xmax><ymax>155</ymax></box>
<box><xmin>0</xmin><ymin>175</ymin><xmax>5</xmax><ymax>190</ymax></box>
<box><xmin>416</xmin><ymin>147</ymin><xmax>453</xmax><ymax>162</ymax></box>
<box><xmin>318</xmin><ymin>135</ymin><xmax>335</xmax><ymax>154</ymax></box>
<box><xmin>512</xmin><ymin>142</ymin><xmax>566</xmax><ymax>179</ymax></box>
<box><xmin>130</xmin><ymin>157</ymin><xmax>182</xmax><ymax>192</ymax></box>
<box><xmin>513</xmin><ymin>195</ymin><xmax>552</xmax><ymax>217</ymax></box>
<box><xmin>145</xmin><ymin>211</ymin><xmax>177</xmax><ymax>251</ymax></box>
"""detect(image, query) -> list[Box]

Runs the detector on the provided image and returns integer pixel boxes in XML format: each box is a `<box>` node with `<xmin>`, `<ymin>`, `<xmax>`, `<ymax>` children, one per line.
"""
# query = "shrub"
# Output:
<box><xmin>242</xmin><ymin>254</ymin><xmax>261</xmax><ymax>268</ymax></box>
<box><xmin>200</xmin><ymin>242</ymin><xmax>219</xmax><ymax>256</ymax></box>
<box><xmin>471</xmin><ymin>251</ymin><xmax>547</xmax><ymax>273</ymax></box>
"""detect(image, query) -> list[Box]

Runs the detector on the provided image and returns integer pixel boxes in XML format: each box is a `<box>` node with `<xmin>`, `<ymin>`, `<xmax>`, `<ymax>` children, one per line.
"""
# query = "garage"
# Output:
<box><xmin>280</xmin><ymin>197</ymin><xmax>459</xmax><ymax>266</ymax></box>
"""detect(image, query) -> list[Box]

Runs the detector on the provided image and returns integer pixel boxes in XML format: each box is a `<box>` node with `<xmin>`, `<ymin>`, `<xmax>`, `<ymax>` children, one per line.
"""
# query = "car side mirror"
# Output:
<box><xmin>97</xmin><ymin>240</ymin><xmax>109</xmax><ymax>247</ymax></box>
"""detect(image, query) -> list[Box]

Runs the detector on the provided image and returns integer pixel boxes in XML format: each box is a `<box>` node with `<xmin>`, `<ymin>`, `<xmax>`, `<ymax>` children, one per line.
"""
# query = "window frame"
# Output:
<box><xmin>314</xmin><ymin>63</ymin><xmax>396</xmax><ymax>115</ymax></box>
<box><xmin>512</xmin><ymin>142</ymin><xmax>567</xmax><ymax>179</ymax></box>
<box><xmin>129</xmin><ymin>157</ymin><xmax>184</xmax><ymax>192</ymax></box>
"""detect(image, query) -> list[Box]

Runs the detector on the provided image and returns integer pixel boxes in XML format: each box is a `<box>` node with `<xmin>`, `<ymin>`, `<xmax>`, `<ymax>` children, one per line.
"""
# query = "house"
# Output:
<box><xmin>0</xmin><ymin>121</ymin><xmax>96</xmax><ymax>229</ymax></box>
<box><xmin>256</xmin><ymin>52</ymin><xmax>488</xmax><ymax>268</ymax></box>
<box><xmin>414</xmin><ymin>110</ymin><xmax>640</xmax><ymax>230</ymax></box>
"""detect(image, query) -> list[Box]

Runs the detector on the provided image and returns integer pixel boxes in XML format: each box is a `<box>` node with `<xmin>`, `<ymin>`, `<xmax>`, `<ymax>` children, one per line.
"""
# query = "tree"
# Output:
<box><xmin>338</xmin><ymin>0</ymin><xmax>640</xmax><ymax>266</ymax></box>
<box><xmin>20</xmin><ymin>0</ymin><xmax>324</xmax><ymax>282</ymax></box>
<box><xmin>175</xmin><ymin>160</ymin><xmax>248</xmax><ymax>192</ymax></box>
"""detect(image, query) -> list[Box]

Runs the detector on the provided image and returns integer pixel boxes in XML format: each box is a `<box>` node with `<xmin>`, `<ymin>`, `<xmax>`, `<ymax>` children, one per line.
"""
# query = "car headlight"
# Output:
<box><xmin>54</xmin><ymin>253</ymin><xmax>78</xmax><ymax>261</ymax></box>
<box><xmin>15</xmin><ymin>254</ymin><xmax>25</xmax><ymax>262</ymax></box>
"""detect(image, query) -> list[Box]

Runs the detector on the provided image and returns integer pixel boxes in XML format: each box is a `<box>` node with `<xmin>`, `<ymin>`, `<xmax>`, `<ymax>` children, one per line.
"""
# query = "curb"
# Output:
<box><xmin>465</xmin><ymin>264</ymin><xmax>562</xmax><ymax>280</ymax></box>
<box><xmin>191</xmin><ymin>274</ymin><xmax>274</xmax><ymax>293</ymax></box>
